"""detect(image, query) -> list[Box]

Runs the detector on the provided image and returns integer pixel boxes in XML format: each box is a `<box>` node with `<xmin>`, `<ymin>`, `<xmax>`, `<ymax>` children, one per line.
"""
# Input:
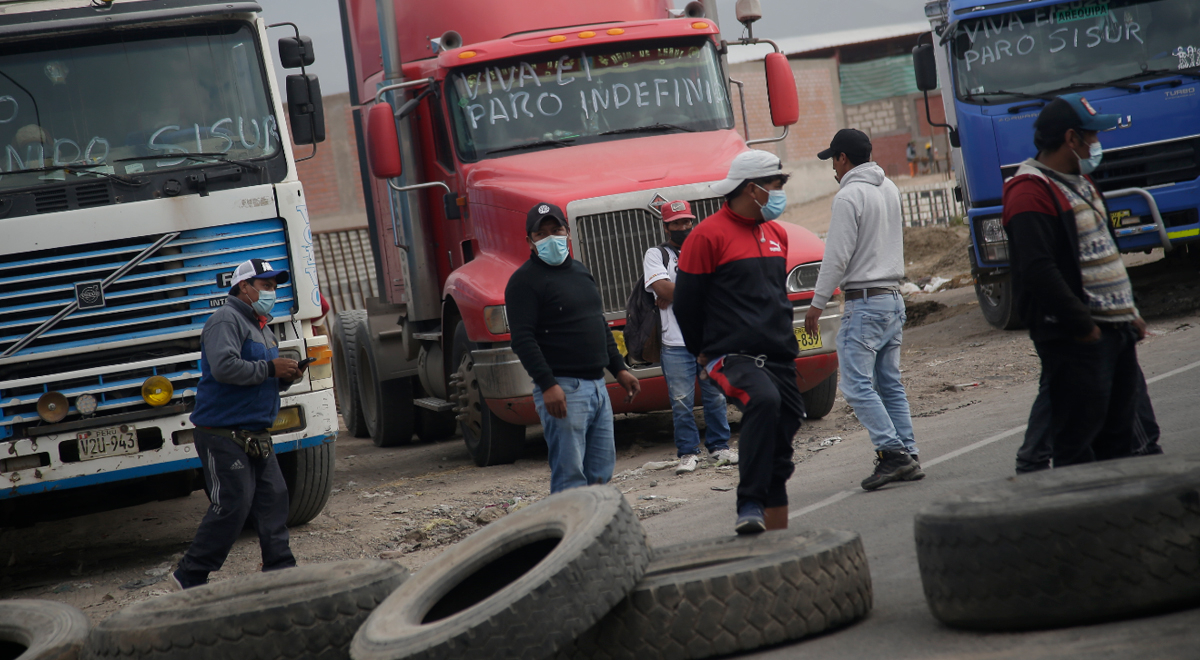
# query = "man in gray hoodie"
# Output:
<box><xmin>805</xmin><ymin>129</ymin><xmax>921</xmax><ymax>491</ymax></box>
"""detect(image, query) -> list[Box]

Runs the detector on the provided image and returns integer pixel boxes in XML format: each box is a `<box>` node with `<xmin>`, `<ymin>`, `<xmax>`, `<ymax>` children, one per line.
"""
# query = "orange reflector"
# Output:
<box><xmin>692</xmin><ymin>21</ymin><xmax>709</xmax><ymax>29</ymax></box>
<box><xmin>458</xmin><ymin>50</ymin><xmax>477</xmax><ymax>59</ymax></box>
<box><xmin>548</xmin><ymin>35</ymin><xmax>566</xmax><ymax>43</ymax></box>
<box><xmin>607</xmin><ymin>28</ymin><xmax>625</xmax><ymax>35</ymax></box>
<box><xmin>306</xmin><ymin>344</ymin><xmax>333</xmax><ymax>366</ymax></box>
<box><xmin>579</xmin><ymin>31</ymin><xmax>596</xmax><ymax>39</ymax></box>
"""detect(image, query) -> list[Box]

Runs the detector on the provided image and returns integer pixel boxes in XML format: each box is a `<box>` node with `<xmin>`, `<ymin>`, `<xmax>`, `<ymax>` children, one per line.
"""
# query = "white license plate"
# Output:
<box><xmin>77</xmin><ymin>425</ymin><xmax>138</xmax><ymax>461</ymax></box>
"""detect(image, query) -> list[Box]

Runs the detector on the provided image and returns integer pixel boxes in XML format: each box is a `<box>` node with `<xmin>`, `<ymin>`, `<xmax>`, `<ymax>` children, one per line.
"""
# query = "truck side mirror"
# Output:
<box><xmin>278</xmin><ymin>36</ymin><xmax>315</xmax><ymax>69</ymax></box>
<box><xmin>764</xmin><ymin>53</ymin><xmax>799</xmax><ymax>127</ymax></box>
<box><xmin>286</xmin><ymin>74</ymin><xmax>326</xmax><ymax>145</ymax></box>
<box><xmin>366</xmin><ymin>103</ymin><xmax>403</xmax><ymax>178</ymax></box>
<box><xmin>913</xmin><ymin>44</ymin><xmax>938</xmax><ymax>92</ymax></box>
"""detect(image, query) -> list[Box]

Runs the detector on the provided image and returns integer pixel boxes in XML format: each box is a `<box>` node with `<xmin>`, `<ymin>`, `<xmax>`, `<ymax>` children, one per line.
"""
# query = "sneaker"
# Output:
<box><xmin>167</xmin><ymin>570</ymin><xmax>185</xmax><ymax>592</ymax></box>
<box><xmin>675</xmin><ymin>454</ymin><xmax>700</xmax><ymax>474</ymax></box>
<box><xmin>710</xmin><ymin>448</ymin><xmax>739</xmax><ymax>466</ymax></box>
<box><xmin>861</xmin><ymin>450</ymin><xmax>918</xmax><ymax>491</ymax></box>
<box><xmin>901</xmin><ymin>454</ymin><xmax>926</xmax><ymax>481</ymax></box>
<box><xmin>735</xmin><ymin>502</ymin><xmax>765</xmax><ymax>534</ymax></box>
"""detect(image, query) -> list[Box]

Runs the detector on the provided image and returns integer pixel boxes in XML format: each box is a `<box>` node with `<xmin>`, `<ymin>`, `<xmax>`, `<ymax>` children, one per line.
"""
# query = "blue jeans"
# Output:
<box><xmin>836</xmin><ymin>292</ymin><xmax>917</xmax><ymax>454</ymax></box>
<box><xmin>660</xmin><ymin>345</ymin><xmax>731</xmax><ymax>457</ymax></box>
<box><xmin>532</xmin><ymin>377</ymin><xmax>616</xmax><ymax>493</ymax></box>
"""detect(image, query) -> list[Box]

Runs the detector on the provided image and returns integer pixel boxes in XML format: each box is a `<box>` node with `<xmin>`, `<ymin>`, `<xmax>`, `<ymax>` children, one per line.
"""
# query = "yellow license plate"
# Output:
<box><xmin>612</xmin><ymin>330</ymin><xmax>628</xmax><ymax>356</ymax></box>
<box><xmin>794</xmin><ymin>327</ymin><xmax>823</xmax><ymax>351</ymax></box>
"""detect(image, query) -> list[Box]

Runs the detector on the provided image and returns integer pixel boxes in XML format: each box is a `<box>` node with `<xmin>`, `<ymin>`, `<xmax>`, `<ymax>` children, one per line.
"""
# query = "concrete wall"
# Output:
<box><xmin>290</xmin><ymin>93</ymin><xmax>369</xmax><ymax>233</ymax></box>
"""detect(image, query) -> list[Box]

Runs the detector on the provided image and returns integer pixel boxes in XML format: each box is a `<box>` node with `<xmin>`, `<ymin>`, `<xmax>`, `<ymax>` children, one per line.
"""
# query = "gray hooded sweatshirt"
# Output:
<box><xmin>811</xmin><ymin>162</ymin><xmax>905</xmax><ymax>309</ymax></box>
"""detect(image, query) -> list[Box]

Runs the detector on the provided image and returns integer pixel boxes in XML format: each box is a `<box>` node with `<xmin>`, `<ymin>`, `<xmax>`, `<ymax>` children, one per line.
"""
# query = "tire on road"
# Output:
<box><xmin>801</xmin><ymin>370</ymin><xmax>838</xmax><ymax>420</ymax></box>
<box><xmin>85</xmin><ymin>560</ymin><xmax>407</xmax><ymax>660</ymax></box>
<box><xmin>562</xmin><ymin>528</ymin><xmax>872</xmax><ymax>660</ymax></box>
<box><xmin>0</xmin><ymin>599</ymin><xmax>89</xmax><ymax>660</ymax></box>
<box><xmin>333</xmin><ymin>310</ymin><xmax>370</xmax><ymax>438</ymax></box>
<box><xmin>969</xmin><ymin>249</ymin><xmax>1023</xmax><ymax>330</ymax></box>
<box><xmin>279</xmin><ymin>440</ymin><xmax>336</xmax><ymax>527</ymax></box>
<box><xmin>450</xmin><ymin>321</ymin><xmax>525</xmax><ymax>466</ymax></box>
<box><xmin>351</xmin><ymin>485</ymin><xmax>651</xmax><ymax>660</ymax></box>
<box><xmin>915</xmin><ymin>454</ymin><xmax>1200</xmax><ymax>630</ymax></box>
<box><xmin>354</xmin><ymin>321</ymin><xmax>416</xmax><ymax>447</ymax></box>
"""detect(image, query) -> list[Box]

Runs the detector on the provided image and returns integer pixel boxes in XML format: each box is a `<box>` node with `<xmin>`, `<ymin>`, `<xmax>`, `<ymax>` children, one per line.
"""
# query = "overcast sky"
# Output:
<box><xmin>259</xmin><ymin>0</ymin><xmax>931</xmax><ymax>96</ymax></box>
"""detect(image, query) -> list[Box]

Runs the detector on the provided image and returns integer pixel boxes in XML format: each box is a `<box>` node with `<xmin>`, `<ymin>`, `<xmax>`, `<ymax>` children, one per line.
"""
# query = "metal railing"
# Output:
<box><xmin>898</xmin><ymin>183</ymin><xmax>964</xmax><ymax>227</ymax></box>
<box><xmin>313</xmin><ymin>228</ymin><xmax>378</xmax><ymax>315</ymax></box>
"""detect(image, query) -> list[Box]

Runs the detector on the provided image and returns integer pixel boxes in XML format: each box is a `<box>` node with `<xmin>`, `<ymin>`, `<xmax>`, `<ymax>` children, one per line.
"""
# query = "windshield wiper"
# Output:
<box><xmin>599</xmin><ymin>123</ymin><xmax>695</xmax><ymax>136</ymax></box>
<box><xmin>1042</xmin><ymin>80</ymin><xmax>1141</xmax><ymax>94</ymax></box>
<box><xmin>485</xmin><ymin>138</ymin><xmax>576</xmax><ymax>155</ymax></box>
<box><xmin>965</xmin><ymin>89</ymin><xmax>1052</xmax><ymax>101</ymax></box>
<box><xmin>0</xmin><ymin>164</ymin><xmax>141</xmax><ymax>186</ymax></box>
<box><xmin>114</xmin><ymin>152</ymin><xmax>264</xmax><ymax>172</ymax></box>
<box><xmin>1101</xmin><ymin>66</ymin><xmax>1200</xmax><ymax>86</ymax></box>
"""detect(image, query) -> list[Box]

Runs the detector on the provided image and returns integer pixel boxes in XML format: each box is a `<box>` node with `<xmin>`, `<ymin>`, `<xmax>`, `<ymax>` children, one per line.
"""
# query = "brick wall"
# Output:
<box><xmin>729</xmin><ymin>58</ymin><xmax>842</xmax><ymax>165</ymax></box>
<box><xmin>843</xmin><ymin>97</ymin><xmax>912</xmax><ymax>137</ymax></box>
<box><xmin>289</xmin><ymin>93</ymin><xmax>369</xmax><ymax>233</ymax></box>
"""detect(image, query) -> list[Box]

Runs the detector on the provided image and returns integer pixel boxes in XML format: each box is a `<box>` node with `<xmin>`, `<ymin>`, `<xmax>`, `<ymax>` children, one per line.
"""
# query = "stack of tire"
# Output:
<box><xmin>4</xmin><ymin>487</ymin><xmax>872</xmax><ymax>660</ymax></box>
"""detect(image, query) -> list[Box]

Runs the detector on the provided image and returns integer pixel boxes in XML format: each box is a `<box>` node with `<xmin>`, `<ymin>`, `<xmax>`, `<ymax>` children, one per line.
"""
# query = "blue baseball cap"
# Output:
<box><xmin>1037</xmin><ymin>93</ymin><xmax>1121</xmax><ymax>133</ymax></box>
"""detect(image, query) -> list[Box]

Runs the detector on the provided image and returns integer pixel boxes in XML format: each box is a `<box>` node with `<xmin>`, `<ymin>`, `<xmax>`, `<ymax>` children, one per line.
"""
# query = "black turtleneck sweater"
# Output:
<box><xmin>505</xmin><ymin>254</ymin><xmax>627</xmax><ymax>392</ymax></box>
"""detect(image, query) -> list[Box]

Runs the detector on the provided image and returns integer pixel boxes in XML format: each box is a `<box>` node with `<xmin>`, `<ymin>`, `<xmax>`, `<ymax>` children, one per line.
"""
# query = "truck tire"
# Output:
<box><xmin>0</xmin><ymin>599</ymin><xmax>89</xmax><ymax>660</ymax></box>
<box><xmin>351</xmin><ymin>486</ymin><xmax>650</xmax><ymax>660</ymax></box>
<box><xmin>355</xmin><ymin>321</ymin><xmax>416</xmax><ymax>447</ymax></box>
<box><xmin>969</xmin><ymin>249</ymin><xmax>1022</xmax><ymax>330</ymax></box>
<box><xmin>85</xmin><ymin>560</ymin><xmax>406</xmax><ymax>660</ymax></box>
<box><xmin>414</xmin><ymin>379</ymin><xmax>457</xmax><ymax>442</ymax></box>
<box><xmin>915</xmin><ymin>454</ymin><xmax>1200</xmax><ymax>631</ymax></box>
<box><xmin>332</xmin><ymin>310</ymin><xmax>370</xmax><ymax>438</ymax></box>
<box><xmin>450</xmin><ymin>321</ymin><xmax>525</xmax><ymax>467</ymax></box>
<box><xmin>279</xmin><ymin>440</ymin><xmax>336</xmax><ymax>527</ymax></box>
<box><xmin>800</xmin><ymin>369</ymin><xmax>838</xmax><ymax>420</ymax></box>
<box><xmin>562</xmin><ymin>528</ymin><xmax>871</xmax><ymax>660</ymax></box>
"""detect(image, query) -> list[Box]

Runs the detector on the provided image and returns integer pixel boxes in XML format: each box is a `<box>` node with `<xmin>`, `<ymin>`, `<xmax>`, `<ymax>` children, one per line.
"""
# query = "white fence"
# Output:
<box><xmin>313</xmin><ymin>227</ymin><xmax>378</xmax><ymax>315</ymax></box>
<box><xmin>898</xmin><ymin>183</ymin><xmax>964</xmax><ymax>227</ymax></box>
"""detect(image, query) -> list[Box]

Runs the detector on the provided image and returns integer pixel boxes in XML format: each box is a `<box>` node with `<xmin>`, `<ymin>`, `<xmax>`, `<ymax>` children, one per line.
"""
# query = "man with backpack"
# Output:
<box><xmin>637</xmin><ymin>200</ymin><xmax>735</xmax><ymax>475</ymax></box>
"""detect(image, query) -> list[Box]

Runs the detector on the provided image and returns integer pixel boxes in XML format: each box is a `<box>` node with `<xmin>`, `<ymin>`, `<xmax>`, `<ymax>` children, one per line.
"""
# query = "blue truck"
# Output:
<box><xmin>914</xmin><ymin>0</ymin><xmax>1200</xmax><ymax>328</ymax></box>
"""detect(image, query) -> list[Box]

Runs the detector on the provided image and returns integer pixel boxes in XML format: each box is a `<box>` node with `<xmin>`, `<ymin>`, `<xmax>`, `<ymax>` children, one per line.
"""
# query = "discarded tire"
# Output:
<box><xmin>86</xmin><ymin>560</ymin><xmax>407</xmax><ymax>660</ymax></box>
<box><xmin>351</xmin><ymin>485</ymin><xmax>651</xmax><ymax>660</ymax></box>
<box><xmin>916</xmin><ymin>454</ymin><xmax>1200</xmax><ymax>630</ymax></box>
<box><xmin>562</xmin><ymin>528</ymin><xmax>872</xmax><ymax>660</ymax></box>
<box><xmin>0</xmin><ymin>599</ymin><xmax>89</xmax><ymax>660</ymax></box>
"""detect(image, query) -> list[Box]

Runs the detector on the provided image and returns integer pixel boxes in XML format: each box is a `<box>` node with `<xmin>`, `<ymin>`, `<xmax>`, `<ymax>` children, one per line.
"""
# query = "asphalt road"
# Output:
<box><xmin>642</xmin><ymin>325</ymin><xmax>1200</xmax><ymax>660</ymax></box>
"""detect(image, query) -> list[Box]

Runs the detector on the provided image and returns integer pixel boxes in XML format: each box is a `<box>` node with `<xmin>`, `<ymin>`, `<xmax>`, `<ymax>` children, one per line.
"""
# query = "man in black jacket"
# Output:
<box><xmin>1002</xmin><ymin>93</ymin><xmax>1148</xmax><ymax>467</ymax></box>
<box><xmin>506</xmin><ymin>202</ymin><xmax>640</xmax><ymax>492</ymax></box>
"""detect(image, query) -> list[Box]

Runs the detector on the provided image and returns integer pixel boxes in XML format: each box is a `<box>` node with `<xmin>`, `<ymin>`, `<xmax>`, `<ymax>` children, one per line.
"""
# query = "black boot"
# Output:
<box><xmin>901</xmin><ymin>454</ymin><xmax>926</xmax><ymax>481</ymax></box>
<box><xmin>862</xmin><ymin>450</ymin><xmax>918</xmax><ymax>491</ymax></box>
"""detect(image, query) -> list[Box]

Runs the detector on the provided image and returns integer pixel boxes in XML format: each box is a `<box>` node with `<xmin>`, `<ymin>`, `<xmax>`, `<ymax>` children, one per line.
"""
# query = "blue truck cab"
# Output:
<box><xmin>916</xmin><ymin>0</ymin><xmax>1200</xmax><ymax>327</ymax></box>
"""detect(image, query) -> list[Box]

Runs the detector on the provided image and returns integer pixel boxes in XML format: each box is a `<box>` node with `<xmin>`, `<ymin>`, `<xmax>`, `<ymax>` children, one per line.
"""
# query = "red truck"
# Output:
<box><xmin>334</xmin><ymin>0</ymin><xmax>841</xmax><ymax>465</ymax></box>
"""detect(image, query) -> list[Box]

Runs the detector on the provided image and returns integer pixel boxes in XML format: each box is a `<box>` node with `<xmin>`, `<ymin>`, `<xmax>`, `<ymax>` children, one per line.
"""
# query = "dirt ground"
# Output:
<box><xmin>4</xmin><ymin>230</ymin><xmax>1200</xmax><ymax>625</ymax></box>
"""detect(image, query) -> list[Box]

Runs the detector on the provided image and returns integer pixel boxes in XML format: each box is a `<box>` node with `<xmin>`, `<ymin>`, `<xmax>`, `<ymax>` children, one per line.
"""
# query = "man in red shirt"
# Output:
<box><xmin>674</xmin><ymin>150</ymin><xmax>804</xmax><ymax>534</ymax></box>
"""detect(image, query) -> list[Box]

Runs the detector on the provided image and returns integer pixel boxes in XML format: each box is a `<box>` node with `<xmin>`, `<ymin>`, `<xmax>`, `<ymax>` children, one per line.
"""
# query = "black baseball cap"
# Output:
<box><xmin>1035</xmin><ymin>93</ymin><xmax>1121</xmax><ymax>138</ymax></box>
<box><xmin>526</xmin><ymin>202</ymin><xmax>568</xmax><ymax>234</ymax></box>
<box><xmin>817</xmin><ymin>128</ymin><xmax>872</xmax><ymax>161</ymax></box>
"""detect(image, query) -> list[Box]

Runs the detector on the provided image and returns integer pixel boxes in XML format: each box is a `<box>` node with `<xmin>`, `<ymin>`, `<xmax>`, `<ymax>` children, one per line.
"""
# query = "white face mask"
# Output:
<box><xmin>1078</xmin><ymin>140</ymin><xmax>1103</xmax><ymax>175</ymax></box>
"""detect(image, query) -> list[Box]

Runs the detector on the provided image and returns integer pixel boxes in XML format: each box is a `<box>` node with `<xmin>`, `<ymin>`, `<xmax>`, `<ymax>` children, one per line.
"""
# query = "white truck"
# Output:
<box><xmin>0</xmin><ymin>0</ymin><xmax>337</xmax><ymax>526</ymax></box>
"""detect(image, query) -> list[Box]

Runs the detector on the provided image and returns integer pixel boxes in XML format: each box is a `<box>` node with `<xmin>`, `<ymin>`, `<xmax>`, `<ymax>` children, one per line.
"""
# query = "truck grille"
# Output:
<box><xmin>1090</xmin><ymin>136</ymin><xmax>1200</xmax><ymax>192</ymax></box>
<box><xmin>575</xmin><ymin>197</ymin><xmax>724</xmax><ymax>316</ymax></box>
<box><xmin>0</xmin><ymin>218</ymin><xmax>292</xmax><ymax>365</ymax></box>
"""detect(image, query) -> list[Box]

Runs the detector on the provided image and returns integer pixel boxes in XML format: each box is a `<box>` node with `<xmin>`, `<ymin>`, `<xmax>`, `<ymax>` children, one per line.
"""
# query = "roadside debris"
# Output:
<box><xmin>946</xmin><ymin>382</ymin><xmax>981</xmax><ymax>392</ymax></box>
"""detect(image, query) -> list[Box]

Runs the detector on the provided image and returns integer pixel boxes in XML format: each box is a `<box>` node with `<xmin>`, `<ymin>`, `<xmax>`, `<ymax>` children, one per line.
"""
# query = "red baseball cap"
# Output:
<box><xmin>660</xmin><ymin>200</ymin><xmax>695</xmax><ymax>224</ymax></box>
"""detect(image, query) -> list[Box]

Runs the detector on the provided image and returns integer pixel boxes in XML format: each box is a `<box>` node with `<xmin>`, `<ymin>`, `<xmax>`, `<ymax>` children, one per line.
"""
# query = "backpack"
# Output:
<box><xmin>623</xmin><ymin>245</ymin><xmax>673</xmax><ymax>364</ymax></box>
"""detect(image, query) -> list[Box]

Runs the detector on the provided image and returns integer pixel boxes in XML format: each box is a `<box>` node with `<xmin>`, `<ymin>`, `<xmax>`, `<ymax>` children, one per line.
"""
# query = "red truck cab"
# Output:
<box><xmin>337</xmin><ymin>0</ymin><xmax>839</xmax><ymax>465</ymax></box>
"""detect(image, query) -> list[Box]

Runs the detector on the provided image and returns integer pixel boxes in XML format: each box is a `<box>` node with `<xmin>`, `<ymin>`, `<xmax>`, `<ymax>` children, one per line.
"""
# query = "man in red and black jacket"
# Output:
<box><xmin>674</xmin><ymin>150</ymin><xmax>804</xmax><ymax>534</ymax></box>
<box><xmin>1002</xmin><ymin>93</ymin><xmax>1147</xmax><ymax>468</ymax></box>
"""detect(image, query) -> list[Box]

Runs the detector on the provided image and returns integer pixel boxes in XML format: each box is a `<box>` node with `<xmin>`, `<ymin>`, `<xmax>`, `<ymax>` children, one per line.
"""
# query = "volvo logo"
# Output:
<box><xmin>74</xmin><ymin>281</ymin><xmax>105</xmax><ymax>310</ymax></box>
<box><xmin>647</xmin><ymin>193</ymin><xmax>669</xmax><ymax>216</ymax></box>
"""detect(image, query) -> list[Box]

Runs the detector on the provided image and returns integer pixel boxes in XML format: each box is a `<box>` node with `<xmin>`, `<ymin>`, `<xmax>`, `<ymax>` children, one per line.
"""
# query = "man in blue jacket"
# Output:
<box><xmin>172</xmin><ymin>258</ymin><xmax>304</xmax><ymax>589</ymax></box>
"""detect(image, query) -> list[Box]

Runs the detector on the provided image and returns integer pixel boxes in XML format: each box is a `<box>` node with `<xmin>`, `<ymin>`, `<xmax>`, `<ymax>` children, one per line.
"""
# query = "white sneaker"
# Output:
<box><xmin>675</xmin><ymin>454</ymin><xmax>700</xmax><ymax>474</ymax></box>
<box><xmin>711</xmin><ymin>448</ymin><xmax>739</xmax><ymax>466</ymax></box>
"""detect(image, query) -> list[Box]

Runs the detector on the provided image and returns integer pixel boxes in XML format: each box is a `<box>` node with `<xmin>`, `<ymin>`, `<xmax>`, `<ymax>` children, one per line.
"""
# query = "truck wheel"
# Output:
<box><xmin>562</xmin><ymin>528</ymin><xmax>872</xmax><ymax>660</ymax></box>
<box><xmin>969</xmin><ymin>248</ymin><xmax>1023</xmax><ymax>330</ymax></box>
<box><xmin>332</xmin><ymin>310</ymin><xmax>370</xmax><ymax>438</ymax></box>
<box><xmin>279</xmin><ymin>440</ymin><xmax>335</xmax><ymax>527</ymax></box>
<box><xmin>450</xmin><ymin>321</ymin><xmax>525</xmax><ymax>467</ymax></box>
<box><xmin>801</xmin><ymin>369</ymin><xmax>838</xmax><ymax>420</ymax></box>
<box><xmin>351</xmin><ymin>486</ymin><xmax>650</xmax><ymax>660</ymax></box>
<box><xmin>414</xmin><ymin>380</ymin><xmax>457</xmax><ymax>442</ymax></box>
<box><xmin>354</xmin><ymin>321</ymin><xmax>416</xmax><ymax>447</ymax></box>
<box><xmin>84</xmin><ymin>560</ymin><xmax>406</xmax><ymax>660</ymax></box>
<box><xmin>0</xmin><ymin>599</ymin><xmax>89</xmax><ymax>660</ymax></box>
<box><xmin>916</xmin><ymin>454</ymin><xmax>1200</xmax><ymax>631</ymax></box>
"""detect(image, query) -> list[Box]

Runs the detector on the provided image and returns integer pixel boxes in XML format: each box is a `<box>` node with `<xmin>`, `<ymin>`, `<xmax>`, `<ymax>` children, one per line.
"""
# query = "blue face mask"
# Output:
<box><xmin>1079</xmin><ymin>140</ymin><xmax>1103</xmax><ymax>175</ymax></box>
<box><xmin>251</xmin><ymin>289</ymin><xmax>276</xmax><ymax>316</ymax></box>
<box><xmin>534</xmin><ymin>234</ymin><xmax>570</xmax><ymax>266</ymax></box>
<box><xmin>755</xmin><ymin>185</ymin><xmax>788</xmax><ymax>221</ymax></box>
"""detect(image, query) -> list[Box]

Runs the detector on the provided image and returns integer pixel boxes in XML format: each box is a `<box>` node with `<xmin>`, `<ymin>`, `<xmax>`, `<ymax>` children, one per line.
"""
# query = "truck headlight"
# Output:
<box><xmin>484</xmin><ymin>305</ymin><xmax>509</xmax><ymax>334</ymax></box>
<box><xmin>977</xmin><ymin>216</ymin><xmax>1009</xmax><ymax>263</ymax></box>
<box><xmin>786</xmin><ymin>262</ymin><xmax>821</xmax><ymax>293</ymax></box>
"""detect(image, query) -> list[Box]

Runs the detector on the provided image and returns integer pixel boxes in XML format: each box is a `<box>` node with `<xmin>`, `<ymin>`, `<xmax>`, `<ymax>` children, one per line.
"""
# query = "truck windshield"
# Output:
<box><xmin>0</xmin><ymin>22</ymin><xmax>277</xmax><ymax>190</ymax></box>
<box><xmin>446</xmin><ymin>38</ymin><xmax>733</xmax><ymax>160</ymax></box>
<box><xmin>951</xmin><ymin>0</ymin><xmax>1199</xmax><ymax>102</ymax></box>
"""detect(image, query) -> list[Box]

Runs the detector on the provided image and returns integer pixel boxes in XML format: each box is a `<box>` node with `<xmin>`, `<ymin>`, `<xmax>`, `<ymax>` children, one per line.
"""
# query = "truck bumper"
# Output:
<box><xmin>477</xmin><ymin>302</ymin><xmax>841</xmax><ymax>426</ymax></box>
<box><xmin>0</xmin><ymin>388</ymin><xmax>337</xmax><ymax>500</ymax></box>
